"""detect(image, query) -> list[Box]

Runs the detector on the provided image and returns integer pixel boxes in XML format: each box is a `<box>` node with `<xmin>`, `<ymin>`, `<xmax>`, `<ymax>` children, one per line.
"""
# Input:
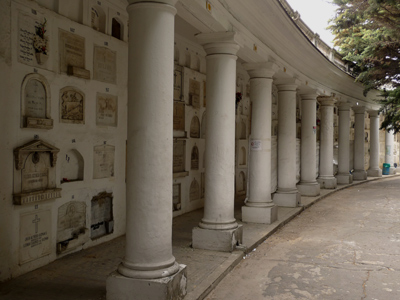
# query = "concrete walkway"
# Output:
<box><xmin>0</xmin><ymin>175</ymin><xmax>398</xmax><ymax>300</ymax></box>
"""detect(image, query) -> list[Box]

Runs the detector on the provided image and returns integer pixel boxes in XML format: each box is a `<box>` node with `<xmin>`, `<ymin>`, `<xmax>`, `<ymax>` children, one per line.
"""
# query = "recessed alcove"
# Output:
<box><xmin>61</xmin><ymin>149</ymin><xmax>84</xmax><ymax>184</ymax></box>
<box><xmin>191</xmin><ymin>145</ymin><xmax>199</xmax><ymax>170</ymax></box>
<box><xmin>239</xmin><ymin>147</ymin><xmax>246</xmax><ymax>166</ymax></box>
<box><xmin>201</xmin><ymin>111</ymin><xmax>206</xmax><ymax>139</ymax></box>
<box><xmin>189</xmin><ymin>178</ymin><xmax>200</xmax><ymax>202</ymax></box>
<box><xmin>91</xmin><ymin>5</ymin><xmax>106</xmax><ymax>33</ymax></box>
<box><xmin>240</xmin><ymin>120</ymin><xmax>246</xmax><ymax>139</ymax></box>
<box><xmin>190</xmin><ymin>116</ymin><xmax>200</xmax><ymax>138</ymax></box>
<box><xmin>111</xmin><ymin>17</ymin><xmax>123</xmax><ymax>40</ymax></box>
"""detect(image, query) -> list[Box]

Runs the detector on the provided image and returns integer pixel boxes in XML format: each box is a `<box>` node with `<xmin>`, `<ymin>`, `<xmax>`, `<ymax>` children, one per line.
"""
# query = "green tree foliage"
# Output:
<box><xmin>329</xmin><ymin>0</ymin><xmax>400</xmax><ymax>132</ymax></box>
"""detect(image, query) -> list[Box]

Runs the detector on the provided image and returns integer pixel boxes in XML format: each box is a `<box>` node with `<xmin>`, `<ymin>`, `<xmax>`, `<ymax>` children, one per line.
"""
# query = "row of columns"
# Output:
<box><xmin>107</xmin><ymin>1</ymin><xmax>390</xmax><ymax>299</ymax></box>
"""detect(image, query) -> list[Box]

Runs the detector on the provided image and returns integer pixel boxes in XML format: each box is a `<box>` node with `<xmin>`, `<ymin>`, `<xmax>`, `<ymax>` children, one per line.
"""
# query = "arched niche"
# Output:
<box><xmin>239</xmin><ymin>147</ymin><xmax>246</xmax><ymax>166</ymax></box>
<box><xmin>111</xmin><ymin>17</ymin><xmax>123</xmax><ymax>40</ymax></box>
<box><xmin>189</xmin><ymin>178</ymin><xmax>200</xmax><ymax>202</ymax></box>
<box><xmin>240</xmin><ymin>120</ymin><xmax>246</xmax><ymax>139</ymax></box>
<box><xmin>91</xmin><ymin>5</ymin><xmax>106</xmax><ymax>33</ymax></box>
<box><xmin>238</xmin><ymin>171</ymin><xmax>246</xmax><ymax>192</ymax></box>
<box><xmin>61</xmin><ymin>149</ymin><xmax>84</xmax><ymax>183</ymax></box>
<box><xmin>191</xmin><ymin>145</ymin><xmax>199</xmax><ymax>170</ymax></box>
<box><xmin>201</xmin><ymin>111</ymin><xmax>206</xmax><ymax>139</ymax></box>
<box><xmin>21</xmin><ymin>73</ymin><xmax>53</xmax><ymax>129</ymax></box>
<box><xmin>190</xmin><ymin>116</ymin><xmax>200</xmax><ymax>138</ymax></box>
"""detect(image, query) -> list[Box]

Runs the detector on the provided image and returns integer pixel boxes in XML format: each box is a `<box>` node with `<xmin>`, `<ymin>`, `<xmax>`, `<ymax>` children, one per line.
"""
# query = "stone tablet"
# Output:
<box><xmin>93</xmin><ymin>145</ymin><xmax>115</xmax><ymax>179</ymax></box>
<box><xmin>173</xmin><ymin>101</ymin><xmax>185</xmax><ymax>131</ymax></box>
<box><xmin>18</xmin><ymin>13</ymin><xmax>36</xmax><ymax>66</ymax></box>
<box><xmin>20</xmin><ymin>210</ymin><xmax>51</xmax><ymax>264</ymax></box>
<box><xmin>190</xmin><ymin>116</ymin><xmax>200</xmax><ymax>138</ymax></box>
<box><xmin>93</xmin><ymin>45</ymin><xmax>116</xmax><ymax>84</ymax></box>
<box><xmin>189</xmin><ymin>79</ymin><xmax>200</xmax><ymax>108</ymax></box>
<box><xmin>59</xmin><ymin>29</ymin><xmax>85</xmax><ymax>74</ymax></box>
<box><xmin>173</xmin><ymin>140</ymin><xmax>186</xmax><ymax>173</ymax></box>
<box><xmin>60</xmin><ymin>87</ymin><xmax>85</xmax><ymax>124</ymax></box>
<box><xmin>96</xmin><ymin>93</ymin><xmax>118</xmax><ymax>127</ymax></box>
<box><xmin>173</xmin><ymin>184</ymin><xmax>181</xmax><ymax>211</ymax></box>
<box><xmin>189</xmin><ymin>178</ymin><xmax>200</xmax><ymax>201</ymax></box>
<box><xmin>91</xmin><ymin>192</ymin><xmax>113</xmax><ymax>239</ymax></box>
<box><xmin>57</xmin><ymin>201</ymin><xmax>86</xmax><ymax>243</ymax></box>
<box><xmin>201</xmin><ymin>112</ymin><xmax>206</xmax><ymax>139</ymax></box>
<box><xmin>191</xmin><ymin>145</ymin><xmax>199</xmax><ymax>170</ymax></box>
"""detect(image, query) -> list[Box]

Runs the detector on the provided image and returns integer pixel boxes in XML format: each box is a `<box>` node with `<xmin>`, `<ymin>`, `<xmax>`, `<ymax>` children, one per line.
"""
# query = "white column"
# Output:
<box><xmin>336</xmin><ymin>103</ymin><xmax>353</xmax><ymax>184</ymax></box>
<box><xmin>273</xmin><ymin>79</ymin><xmax>301</xmax><ymax>207</ymax></box>
<box><xmin>192</xmin><ymin>32</ymin><xmax>243</xmax><ymax>252</ymax></box>
<box><xmin>317</xmin><ymin>96</ymin><xmax>337</xmax><ymax>189</ymax></box>
<box><xmin>385</xmin><ymin>130</ymin><xmax>396</xmax><ymax>174</ymax></box>
<box><xmin>352</xmin><ymin>106</ymin><xmax>367</xmax><ymax>180</ymax></box>
<box><xmin>241</xmin><ymin>63</ymin><xmax>278</xmax><ymax>224</ymax></box>
<box><xmin>107</xmin><ymin>1</ymin><xmax>186</xmax><ymax>299</ymax></box>
<box><xmin>367</xmin><ymin>110</ymin><xmax>382</xmax><ymax>177</ymax></box>
<box><xmin>297</xmin><ymin>92</ymin><xmax>320</xmax><ymax>196</ymax></box>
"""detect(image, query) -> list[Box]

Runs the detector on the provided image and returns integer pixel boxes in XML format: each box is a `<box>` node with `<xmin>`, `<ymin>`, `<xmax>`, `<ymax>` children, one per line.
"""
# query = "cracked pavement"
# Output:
<box><xmin>206</xmin><ymin>177</ymin><xmax>400</xmax><ymax>300</ymax></box>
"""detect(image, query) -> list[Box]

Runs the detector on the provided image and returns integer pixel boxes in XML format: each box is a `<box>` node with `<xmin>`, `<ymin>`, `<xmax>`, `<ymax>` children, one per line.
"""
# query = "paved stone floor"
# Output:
<box><xmin>0</xmin><ymin>175</ymin><xmax>399</xmax><ymax>300</ymax></box>
<box><xmin>206</xmin><ymin>177</ymin><xmax>400</xmax><ymax>300</ymax></box>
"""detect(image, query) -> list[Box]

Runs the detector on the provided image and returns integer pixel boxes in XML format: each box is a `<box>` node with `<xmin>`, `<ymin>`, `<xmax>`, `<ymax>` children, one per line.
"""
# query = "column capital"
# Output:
<box><xmin>317</xmin><ymin>95</ymin><xmax>336</xmax><ymax>106</ymax></box>
<box><xmin>243</xmin><ymin>62</ymin><xmax>279</xmax><ymax>79</ymax></box>
<box><xmin>275</xmin><ymin>78</ymin><xmax>301</xmax><ymax>91</ymax></box>
<box><xmin>300</xmin><ymin>92</ymin><xmax>318</xmax><ymax>101</ymax></box>
<box><xmin>196</xmin><ymin>32</ymin><xmax>242</xmax><ymax>56</ymax></box>
<box><xmin>352</xmin><ymin>105</ymin><xmax>367</xmax><ymax>114</ymax></box>
<box><xmin>338</xmin><ymin>102</ymin><xmax>352</xmax><ymax>111</ymax></box>
<box><xmin>128</xmin><ymin>0</ymin><xmax>178</xmax><ymax>5</ymax></box>
<box><xmin>368</xmin><ymin>110</ymin><xmax>380</xmax><ymax>117</ymax></box>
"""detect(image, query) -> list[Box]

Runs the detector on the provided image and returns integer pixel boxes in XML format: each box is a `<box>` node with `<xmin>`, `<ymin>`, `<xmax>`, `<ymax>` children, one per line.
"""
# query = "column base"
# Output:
<box><xmin>367</xmin><ymin>168</ymin><xmax>382</xmax><ymax>177</ymax></box>
<box><xmin>192</xmin><ymin>225</ymin><xmax>243</xmax><ymax>252</ymax></box>
<box><xmin>296</xmin><ymin>182</ymin><xmax>320</xmax><ymax>197</ymax></box>
<box><xmin>106</xmin><ymin>265</ymin><xmax>187</xmax><ymax>300</ymax></box>
<box><xmin>317</xmin><ymin>176</ymin><xmax>337</xmax><ymax>189</ymax></box>
<box><xmin>353</xmin><ymin>170</ymin><xmax>367</xmax><ymax>180</ymax></box>
<box><xmin>272</xmin><ymin>189</ymin><xmax>301</xmax><ymax>207</ymax></box>
<box><xmin>242</xmin><ymin>204</ymin><xmax>277</xmax><ymax>224</ymax></box>
<box><xmin>336</xmin><ymin>173</ymin><xmax>353</xmax><ymax>184</ymax></box>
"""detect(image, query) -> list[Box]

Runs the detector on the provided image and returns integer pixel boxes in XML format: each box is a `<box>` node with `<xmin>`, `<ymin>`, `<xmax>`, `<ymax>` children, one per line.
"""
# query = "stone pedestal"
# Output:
<box><xmin>385</xmin><ymin>130</ymin><xmax>396</xmax><ymax>175</ymax></box>
<box><xmin>107</xmin><ymin>266</ymin><xmax>187</xmax><ymax>300</ymax></box>
<box><xmin>297</xmin><ymin>93</ymin><xmax>320</xmax><ymax>196</ymax></box>
<box><xmin>367</xmin><ymin>110</ymin><xmax>382</xmax><ymax>177</ymax></box>
<box><xmin>353</xmin><ymin>106</ymin><xmax>367</xmax><ymax>180</ymax></box>
<box><xmin>241</xmin><ymin>63</ymin><xmax>278</xmax><ymax>224</ymax></box>
<box><xmin>336</xmin><ymin>103</ymin><xmax>353</xmax><ymax>184</ymax></box>
<box><xmin>274</xmin><ymin>79</ymin><xmax>301</xmax><ymax>207</ymax></box>
<box><xmin>192</xmin><ymin>32</ymin><xmax>242</xmax><ymax>251</ymax></box>
<box><xmin>107</xmin><ymin>2</ymin><xmax>186</xmax><ymax>299</ymax></box>
<box><xmin>317</xmin><ymin>96</ymin><xmax>337</xmax><ymax>189</ymax></box>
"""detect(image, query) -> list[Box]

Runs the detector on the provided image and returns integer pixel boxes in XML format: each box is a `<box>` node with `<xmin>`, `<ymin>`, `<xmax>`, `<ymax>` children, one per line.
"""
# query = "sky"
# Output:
<box><xmin>285</xmin><ymin>0</ymin><xmax>338</xmax><ymax>48</ymax></box>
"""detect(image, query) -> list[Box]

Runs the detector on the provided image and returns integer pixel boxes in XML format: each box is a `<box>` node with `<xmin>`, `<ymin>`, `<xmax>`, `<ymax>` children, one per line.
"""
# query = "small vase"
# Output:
<box><xmin>35</xmin><ymin>52</ymin><xmax>48</xmax><ymax>65</ymax></box>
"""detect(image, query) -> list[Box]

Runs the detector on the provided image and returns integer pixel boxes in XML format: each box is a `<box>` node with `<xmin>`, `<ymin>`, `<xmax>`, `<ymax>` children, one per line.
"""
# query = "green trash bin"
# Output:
<box><xmin>383</xmin><ymin>163</ymin><xmax>390</xmax><ymax>175</ymax></box>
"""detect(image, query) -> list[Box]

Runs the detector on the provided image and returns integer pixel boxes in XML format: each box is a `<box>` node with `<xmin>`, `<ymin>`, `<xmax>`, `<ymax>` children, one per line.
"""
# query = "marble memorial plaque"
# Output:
<box><xmin>21</xmin><ymin>152</ymin><xmax>49</xmax><ymax>192</ymax></box>
<box><xmin>93</xmin><ymin>145</ymin><xmax>115</xmax><ymax>179</ymax></box>
<box><xmin>189</xmin><ymin>178</ymin><xmax>200</xmax><ymax>201</ymax></box>
<box><xmin>173</xmin><ymin>140</ymin><xmax>185</xmax><ymax>173</ymax></box>
<box><xmin>57</xmin><ymin>201</ymin><xmax>86</xmax><ymax>243</ymax></box>
<box><xmin>190</xmin><ymin>116</ymin><xmax>200</xmax><ymax>138</ymax></box>
<box><xmin>173</xmin><ymin>101</ymin><xmax>185</xmax><ymax>131</ymax></box>
<box><xmin>20</xmin><ymin>210</ymin><xmax>51</xmax><ymax>264</ymax></box>
<box><xmin>25</xmin><ymin>79</ymin><xmax>46</xmax><ymax>119</ymax></box>
<box><xmin>173</xmin><ymin>184</ymin><xmax>181</xmax><ymax>211</ymax></box>
<box><xmin>59</xmin><ymin>29</ymin><xmax>85</xmax><ymax>74</ymax></box>
<box><xmin>18</xmin><ymin>13</ymin><xmax>36</xmax><ymax>66</ymax></box>
<box><xmin>91</xmin><ymin>192</ymin><xmax>113</xmax><ymax>239</ymax></box>
<box><xmin>60</xmin><ymin>87</ymin><xmax>85</xmax><ymax>124</ymax></box>
<box><xmin>96</xmin><ymin>93</ymin><xmax>118</xmax><ymax>127</ymax></box>
<box><xmin>174</xmin><ymin>65</ymin><xmax>182</xmax><ymax>101</ymax></box>
<box><xmin>189</xmin><ymin>79</ymin><xmax>200</xmax><ymax>108</ymax></box>
<box><xmin>93</xmin><ymin>46</ymin><xmax>116</xmax><ymax>84</ymax></box>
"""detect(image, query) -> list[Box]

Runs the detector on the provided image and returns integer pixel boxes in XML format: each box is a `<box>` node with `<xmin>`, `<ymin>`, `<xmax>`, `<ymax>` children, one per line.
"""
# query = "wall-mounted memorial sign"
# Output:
<box><xmin>93</xmin><ymin>144</ymin><xmax>115</xmax><ymax>179</ymax></box>
<box><xmin>13</xmin><ymin>140</ymin><xmax>61</xmax><ymax>205</ymax></box>
<box><xmin>96</xmin><ymin>93</ymin><xmax>118</xmax><ymax>127</ymax></box>
<box><xmin>59</xmin><ymin>29</ymin><xmax>90</xmax><ymax>79</ymax></box>
<box><xmin>21</xmin><ymin>73</ymin><xmax>53</xmax><ymax>129</ymax></box>
<box><xmin>91</xmin><ymin>191</ymin><xmax>113</xmax><ymax>239</ymax></box>
<box><xmin>93</xmin><ymin>45</ymin><xmax>116</xmax><ymax>84</ymax></box>
<box><xmin>60</xmin><ymin>87</ymin><xmax>85</xmax><ymax>124</ymax></box>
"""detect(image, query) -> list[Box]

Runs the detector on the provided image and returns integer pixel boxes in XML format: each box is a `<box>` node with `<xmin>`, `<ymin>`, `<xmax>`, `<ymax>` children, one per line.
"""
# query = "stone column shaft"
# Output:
<box><xmin>273</xmin><ymin>80</ymin><xmax>301</xmax><ymax>207</ymax></box>
<box><xmin>385</xmin><ymin>130</ymin><xmax>396</xmax><ymax>174</ymax></box>
<box><xmin>317</xmin><ymin>97</ymin><xmax>337</xmax><ymax>189</ymax></box>
<box><xmin>297</xmin><ymin>93</ymin><xmax>320</xmax><ymax>196</ymax></box>
<box><xmin>367</xmin><ymin>110</ymin><xmax>382</xmax><ymax>177</ymax></box>
<box><xmin>353</xmin><ymin>106</ymin><xmax>367</xmax><ymax>180</ymax></box>
<box><xmin>337</xmin><ymin>103</ymin><xmax>353</xmax><ymax>184</ymax></box>
<box><xmin>107</xmin><ymin>2</ymin><xmax>187</xmax><ymax>299</ymax></box>
<box><xmin>192</xmin><ymin>32</ymin><xmax>242</xmax><ymax>252</ymax></box>
<box><xmin>242</xmin><ymin>63</ymin><xmax>278</xmax><ymax>224</ymax></box>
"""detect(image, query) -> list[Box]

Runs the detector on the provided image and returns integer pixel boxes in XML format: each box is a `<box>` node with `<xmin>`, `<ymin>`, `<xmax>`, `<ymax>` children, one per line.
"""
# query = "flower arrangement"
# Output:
<box><xmin>33</xmin><ymin>18</ymin><xmax>48</xmax><ymax>55</ymax></box>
